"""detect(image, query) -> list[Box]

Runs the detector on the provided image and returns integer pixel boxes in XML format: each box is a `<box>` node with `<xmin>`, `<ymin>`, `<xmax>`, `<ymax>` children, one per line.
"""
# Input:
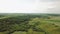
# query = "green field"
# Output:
<box><xmin>0</xmin><ymin>13</ymin><xmax>60</xmax><ymax>34</ymax></box>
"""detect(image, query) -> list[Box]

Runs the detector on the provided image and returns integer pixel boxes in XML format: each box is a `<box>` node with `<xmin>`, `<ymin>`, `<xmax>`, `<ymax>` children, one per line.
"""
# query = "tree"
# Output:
<box><xmin>28</xmin><ymin>18</ymin><xmax>45</xmax><ymax>32</ymax></box>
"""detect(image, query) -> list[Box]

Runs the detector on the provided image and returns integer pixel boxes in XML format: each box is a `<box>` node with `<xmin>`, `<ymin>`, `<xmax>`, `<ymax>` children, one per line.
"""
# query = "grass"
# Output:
<box><xmin>0</xmin><ymin>16</ymin><xmax>60</xmax><ymax>34</ymax></box>
<box><xmin>12</xmin><ymin>16</ymin><xmax>60</xmax><ymax>34</ymax></box>
<box><xmin>11</xmin><ymin>31</ymin><xmax>45</xmax><ymax>34</ymax></box>
<box><xmin>12</xmin><ymin>31</ymin><xmax>27</xmax><ymax>34</ymax></box>
<box><xmin>0</xmin><ymin>31</ymin><xmax>8</xmax><ymax>34</ymax></box>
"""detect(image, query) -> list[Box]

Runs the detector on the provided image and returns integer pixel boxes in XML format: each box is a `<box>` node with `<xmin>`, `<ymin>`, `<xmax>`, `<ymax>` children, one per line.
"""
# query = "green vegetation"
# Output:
<box><xmin>0</xmin><ymin>13</ymin><xmax>60</xmax><ymax>34</ymax></box>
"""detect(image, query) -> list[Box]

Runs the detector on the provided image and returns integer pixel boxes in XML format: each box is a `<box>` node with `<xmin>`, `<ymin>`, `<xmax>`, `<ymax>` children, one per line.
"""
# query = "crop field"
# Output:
<box><xmin>0</xmin><ymin>13</ymin><xmax>60</xmax><ymax>34</ymax></box>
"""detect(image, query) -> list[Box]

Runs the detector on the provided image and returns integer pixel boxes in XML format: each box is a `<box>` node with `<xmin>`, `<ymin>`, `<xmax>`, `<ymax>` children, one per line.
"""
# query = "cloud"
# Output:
<box><xmin>46</xmin><ymin>2</ymin><xmax>60</xmax><ymax>14</ymax></box>
<box><xmin>40</xmin><ymin>0</ymin><xmax>60</xmax><ymax>2</ymax></box>
<box><xmin>0</xmin><ymin>0</ymin><xmax>60</xmax><ymax>13</ymax></box>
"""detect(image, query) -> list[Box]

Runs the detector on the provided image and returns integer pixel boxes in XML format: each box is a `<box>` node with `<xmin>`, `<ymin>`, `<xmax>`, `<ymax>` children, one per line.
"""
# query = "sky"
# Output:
<box><xmin>0</xmin><ymin>0</ymin><xmax>60</xmax><ymax>13</ymax></box>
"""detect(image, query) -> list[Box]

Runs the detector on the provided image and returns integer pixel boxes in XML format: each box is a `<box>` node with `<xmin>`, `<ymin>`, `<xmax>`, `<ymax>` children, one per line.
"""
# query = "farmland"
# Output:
<box><xmin>0</xmin><ymin>13</ymin><xmax>60</xmax><ymax>34</ymax></box>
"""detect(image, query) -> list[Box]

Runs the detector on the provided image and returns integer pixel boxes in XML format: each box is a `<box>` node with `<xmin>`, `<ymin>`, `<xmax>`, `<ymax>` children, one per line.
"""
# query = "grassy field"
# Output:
<box><xmin>0</xmin><ymin>14</ymin><xmax>60</xmax><ymax>34</ymax></box>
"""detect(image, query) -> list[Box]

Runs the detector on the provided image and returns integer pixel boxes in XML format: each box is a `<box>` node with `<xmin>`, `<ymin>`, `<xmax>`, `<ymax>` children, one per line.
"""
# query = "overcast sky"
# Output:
<box><xmin>0</xmin><ymin>0</ymin><xmax>60</xmax><ymax>13</ymax></box>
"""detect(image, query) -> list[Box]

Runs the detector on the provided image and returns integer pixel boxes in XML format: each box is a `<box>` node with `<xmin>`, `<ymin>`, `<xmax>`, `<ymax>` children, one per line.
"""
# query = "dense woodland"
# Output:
<box><xmin>0</xmin><ymin>13</ymin><xmax>60</xmax><ymax>34</ymax></box>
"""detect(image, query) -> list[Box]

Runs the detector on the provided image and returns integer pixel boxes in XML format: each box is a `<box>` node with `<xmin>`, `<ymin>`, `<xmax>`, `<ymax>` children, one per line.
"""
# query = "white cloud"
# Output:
<box><xmin>46</xmin><ymin>2</ymin><xmax>60</xmax><ymax>14</ymax></box>
<box><xmin>0</xmin><ymin>0</ymin><xmax>60</xmax><ymax>13</ymax></box>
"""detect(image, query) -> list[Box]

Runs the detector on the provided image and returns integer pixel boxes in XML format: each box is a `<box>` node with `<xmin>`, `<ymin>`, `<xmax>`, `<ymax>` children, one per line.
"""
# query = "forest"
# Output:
<box><xmin>0</xmin><ymin>13</ymin><xmax>60</xmax><ymax>34</ymax></box>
